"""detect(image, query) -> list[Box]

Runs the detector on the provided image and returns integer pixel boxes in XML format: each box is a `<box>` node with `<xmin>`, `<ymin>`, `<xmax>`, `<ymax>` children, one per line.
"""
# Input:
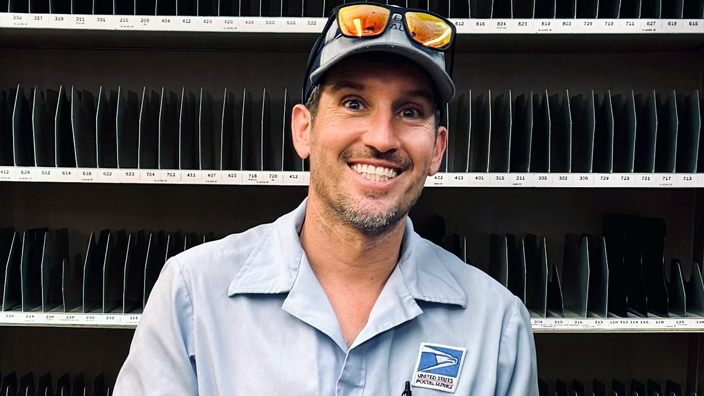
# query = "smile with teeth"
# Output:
<box><xmin>350</xmin><ymin>163</ymin><xmax>399</xmax><ymax>182</ymax></box>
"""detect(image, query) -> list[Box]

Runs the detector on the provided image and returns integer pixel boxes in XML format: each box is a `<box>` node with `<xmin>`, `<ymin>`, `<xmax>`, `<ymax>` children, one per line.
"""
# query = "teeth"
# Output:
<box><xmin>351</xmin><ymin>163</ymin><xmax>399</xmax><ymax>182</ymax></box>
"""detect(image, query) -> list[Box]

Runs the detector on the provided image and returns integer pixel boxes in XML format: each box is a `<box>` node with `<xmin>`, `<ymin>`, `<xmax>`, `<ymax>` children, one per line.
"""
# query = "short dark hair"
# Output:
<box><xmin>304</xmin><ymin>53</ymin><xmax>444</xmax><ymax>131</ymax></box>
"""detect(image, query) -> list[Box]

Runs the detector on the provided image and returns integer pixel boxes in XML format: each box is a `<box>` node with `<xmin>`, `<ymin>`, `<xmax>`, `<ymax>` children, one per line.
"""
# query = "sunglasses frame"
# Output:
<box><xmin>334</xmin><ymin>2</ymin><xmax>457</xmax><ymax>52</ymax></box>
<box><xmin>304</xmin><ymin>1</ymin><xmax>456</xmax><ymax>103</ymax></box>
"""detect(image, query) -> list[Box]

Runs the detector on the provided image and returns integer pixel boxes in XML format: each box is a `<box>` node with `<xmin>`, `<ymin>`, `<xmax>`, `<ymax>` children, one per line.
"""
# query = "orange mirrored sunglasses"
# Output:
<box><xmin>335</xmin><ymin>3</ymin><xmax>455</xmax><ymax>51</ymax></box>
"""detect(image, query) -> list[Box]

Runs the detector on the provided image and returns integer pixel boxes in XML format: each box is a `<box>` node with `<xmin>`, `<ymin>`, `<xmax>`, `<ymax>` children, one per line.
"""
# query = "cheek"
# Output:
<box><xmin>403</xmin><ymin>133</ymin><xmax>438</xmax><ymax>167</ymax></box>
<box><xmin>311</xmin><ymin>118</ymin><xmax>363</xmax><ymax>156</ymax></box>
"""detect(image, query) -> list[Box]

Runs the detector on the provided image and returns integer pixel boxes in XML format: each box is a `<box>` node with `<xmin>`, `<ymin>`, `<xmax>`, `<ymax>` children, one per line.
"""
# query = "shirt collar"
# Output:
<box><xmin>227</xmin><ymin>198</ymin><xmax>467</xmax><ymax>308</ymax></box>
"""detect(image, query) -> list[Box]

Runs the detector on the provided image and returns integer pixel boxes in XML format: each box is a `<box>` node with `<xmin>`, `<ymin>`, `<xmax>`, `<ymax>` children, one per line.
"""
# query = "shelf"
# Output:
<box><xmin>0</xmin><ymin>167</ymin><xmax>311</xmax><ymax>185</ymax></box>
<box><xmin>2</xmin><ymin>16</ymin><xmax>704</xmax><ymax>52</ymax></box>
<box><xmin>0</xmin><ymin>167</ymin><xmax>701</xmax><ymax>188</ymax></box>
<box><xmin>1</xmin><ymin>15</ymin><xmax>702</xmax><ymax>34</ymax></box>
<box><xmin>2</xmin><ymin>312</ymin><xmax>704</xmax><ymax>333</ymax></box>
<box><xmin>531</xmin><ymin>318</ymin><xmax>704</xmax><ymax>333</ymax></box>
<box><xmin>0</xmin><ymin>311</ymin><xmax>140</xmax><ymax>328</ymax></box>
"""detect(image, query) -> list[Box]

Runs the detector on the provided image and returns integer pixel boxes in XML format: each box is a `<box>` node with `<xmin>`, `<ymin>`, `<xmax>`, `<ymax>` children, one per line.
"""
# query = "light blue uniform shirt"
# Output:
<box><xmin>114</xmin><ymin>199</ymin><xmax>538</xmax><ymax>395</ymax></box>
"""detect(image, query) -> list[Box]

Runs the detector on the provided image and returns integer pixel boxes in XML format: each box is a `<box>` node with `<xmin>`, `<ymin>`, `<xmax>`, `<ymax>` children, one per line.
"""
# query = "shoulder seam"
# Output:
<box><xmin>500</xmin><ymin>296</ymin><xmax>521</xmax><ymax>353</ymax></box>
<box><xmin>172</xmin><ymin>256</ymin><xmax>194</xmax><ymax>309</ymax></box>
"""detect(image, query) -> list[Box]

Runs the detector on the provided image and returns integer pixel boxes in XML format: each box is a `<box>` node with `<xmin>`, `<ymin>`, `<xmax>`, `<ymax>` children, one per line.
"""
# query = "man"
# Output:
<box><xmin>114</xmin><ymin>3</ymin><xmax>538</xmax><ymax>395</ymax></box>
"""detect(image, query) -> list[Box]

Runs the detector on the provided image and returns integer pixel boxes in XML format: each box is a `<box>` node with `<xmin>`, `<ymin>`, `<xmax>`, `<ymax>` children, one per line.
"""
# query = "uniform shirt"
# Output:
<box><xmin>114</xmin><ymin>199</ymin><xmax>539</xmax><ymax>396</ymax></box>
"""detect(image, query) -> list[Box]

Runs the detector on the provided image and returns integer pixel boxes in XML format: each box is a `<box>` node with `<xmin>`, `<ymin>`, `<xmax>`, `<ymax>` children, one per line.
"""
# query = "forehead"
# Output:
<box><xmin>322</xmin><ymin>55</ymin><xmax>435</xmax><ymax>96</ymax></box>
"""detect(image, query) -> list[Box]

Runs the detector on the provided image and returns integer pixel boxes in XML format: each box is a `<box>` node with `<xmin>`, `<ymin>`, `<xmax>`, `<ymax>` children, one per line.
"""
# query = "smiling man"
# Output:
<box><xmin>114</xmin><ymin>4</ymin><xmax>538</xmax><ymax>396</ymax></box>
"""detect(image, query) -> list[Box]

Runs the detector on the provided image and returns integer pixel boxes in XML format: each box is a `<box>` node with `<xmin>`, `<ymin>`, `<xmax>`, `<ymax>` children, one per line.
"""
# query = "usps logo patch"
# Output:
<box><xmin>412</xmin><ymin>343</ymin><xmax>467</xmax><ymax>393</ymax></box>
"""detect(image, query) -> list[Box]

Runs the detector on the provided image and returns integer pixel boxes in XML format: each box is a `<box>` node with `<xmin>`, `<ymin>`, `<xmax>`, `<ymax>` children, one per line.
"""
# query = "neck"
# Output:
<box><xmin>300</xmin><ymin>196</ymin><xmax>406</xmax><ymax>291</ymax></box>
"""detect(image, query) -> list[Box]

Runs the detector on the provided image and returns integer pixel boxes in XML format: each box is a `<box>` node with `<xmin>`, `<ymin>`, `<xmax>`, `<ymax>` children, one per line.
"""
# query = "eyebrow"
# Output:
<box><xmin>405</xmin><ymin>89</ymin><xmax>434</xmax><ymax>105</ymax></box>
<box><xmin>328</xmin><ymin>79</ymin><xmax>365</xmax><ymax>94</ymax></box>
<box><xmin>328</xmin><ymin>80</ymin><xmax>435</xmax><ymax>105</ymax></box>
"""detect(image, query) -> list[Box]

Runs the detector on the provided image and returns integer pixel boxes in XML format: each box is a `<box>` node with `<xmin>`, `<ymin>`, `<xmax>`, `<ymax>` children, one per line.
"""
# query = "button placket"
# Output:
<box><xmin>336</xmin><ymin>346</ymin><xmax>367</xmax><ymax>396</ymax></box>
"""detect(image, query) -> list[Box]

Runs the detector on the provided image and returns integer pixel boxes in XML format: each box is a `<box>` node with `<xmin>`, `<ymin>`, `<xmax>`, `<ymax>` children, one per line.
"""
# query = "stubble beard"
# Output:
<box><xmin>310</xmin><ymin>149</ymin><xmax>426</xmax><ymax>236</ymax></box>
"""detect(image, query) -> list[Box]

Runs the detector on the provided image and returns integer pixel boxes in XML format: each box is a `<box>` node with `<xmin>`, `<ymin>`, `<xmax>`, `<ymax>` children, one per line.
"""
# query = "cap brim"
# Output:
<box><xmin>309</xmin><ymin>38</ymin><xmax>455</xmax><ymax>104</ymax></box>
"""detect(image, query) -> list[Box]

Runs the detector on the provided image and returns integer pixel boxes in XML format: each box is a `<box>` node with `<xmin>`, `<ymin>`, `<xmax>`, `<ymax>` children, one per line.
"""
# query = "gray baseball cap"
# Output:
<box><xmin>303</xmin><ymin>7</ymin><xmax>456</xmax><ymax>105</ymax></box>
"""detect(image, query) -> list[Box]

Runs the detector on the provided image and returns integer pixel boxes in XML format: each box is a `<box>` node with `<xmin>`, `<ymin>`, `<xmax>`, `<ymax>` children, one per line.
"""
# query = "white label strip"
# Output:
<box><xmin>2</xmin><ymin>312</ymin><xmax>704</xmax><ymax>331</ymax></box>
<box><xmin>2</xmin><ymin>168</ymin><xmax>704</xmax><ymax>188</ymax></box>
<box><xmin>0</xmin><ymin>312</ymin><xmax>141</xmax><ymax>328</ymax></box>
<box><xmin>2</xmin><ymin>17</ymin><xmax>704</xmax><ymax>34</ymax></box>
<box><xmin>531</xmin><ymin>317</ymin><xmax>704</xmax><ymax>332</ymax></box>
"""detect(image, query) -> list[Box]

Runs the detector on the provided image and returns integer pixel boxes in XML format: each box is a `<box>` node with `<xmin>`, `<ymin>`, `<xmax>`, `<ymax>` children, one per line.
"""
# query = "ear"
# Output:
<box><xmin>427</xmin><ymin>126</ymin><xmax>447</xmax><ymax>176</ymax></box>
<box><xmin>291</xmin><ymin>103</ymin><xmax>312</xmax><ymax>159</ymax></box>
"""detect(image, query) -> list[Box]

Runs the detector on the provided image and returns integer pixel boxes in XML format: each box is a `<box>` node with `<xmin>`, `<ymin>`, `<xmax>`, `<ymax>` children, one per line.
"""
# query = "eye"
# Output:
<box><xmin>343</xmin><ymin>99</ymin><xmax>363</xmax><ymax>111</ymax></box>
<box><xmin>400</xmin><ymin>107</ymin><xmax>420</xmax><ymax>118</ymax></box>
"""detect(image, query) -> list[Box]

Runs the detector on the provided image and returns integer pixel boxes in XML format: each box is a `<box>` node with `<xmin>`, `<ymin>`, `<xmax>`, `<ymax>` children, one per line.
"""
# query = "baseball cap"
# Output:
<box><xmin>303</xmin><ymin>4</ymin><xmax>456</xmax><ymax>106</ymax></box>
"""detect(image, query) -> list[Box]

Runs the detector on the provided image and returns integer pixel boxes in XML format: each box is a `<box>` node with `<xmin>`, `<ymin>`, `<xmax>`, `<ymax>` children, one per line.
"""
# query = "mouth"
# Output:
<box><xmin>349</xmin><ymin>163</ymin><xmax>402</xmax><ymax>183</ymax></box>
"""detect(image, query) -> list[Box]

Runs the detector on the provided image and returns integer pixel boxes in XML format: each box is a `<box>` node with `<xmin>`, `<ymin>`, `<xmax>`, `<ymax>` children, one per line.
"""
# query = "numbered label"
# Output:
<box><xmin>595</xmin><ymin>174</ymin><xmax>614</xmax><ymax>186</ymax></box>
<box><xmin>300</xmin><ymin>18</ymin><xmax>325</xmax><ymax>33</ymax></box>
<box><xmin>117</xmin><ymin>16</ymin><xmax>135</xmax><ymax>29</ymax></box>
<box><xmin>15</xmin><ymin>168</ymin><xmax>35</xmax><ymax>181</ymax></box>
<box><xmin>491</xmin><ymin>173</ymin><xmax>511</xmax><ymax>186</ymax></box>
<box><xmin>136</xmin><ymin>16</ymin><xmax>155</xmax><ymax>28</ymax></box>
<box><xmin>532</xmin><ymin>174</ymin><xmax>552</xmax><ymax>185</ymax></box>
<box><xmin>657</xmin><ymin>174</ymin><xmax>675</xmax><ymax>186</ymax></box>
<box><xmin>158</xmin><ymin>17</ymin><xmax>177</xmax><ymax>30</ymax></box>
<box><xmin>0</xmin><ymin>167</ymin><xmax>13</xmax><ymax>180</ymax></box>
<box><xmin>124</xmin><ymin>315</ymin><xmax>141</xmax><ymax>325</ymax></box>
<box><xmin>555</xmin><ymin>19</ymin><xmax>576</xmax><ymax>32</ymax></box>
<box><xmin>32</xmin><ymin>168</ymin><xmax>54</xmax><ymax>181</ymax></box>
<box><xmin>283</xmin><ymin>172</ymin><xmax>308</xmax><ymax>185</ymax></box>
<box><xmin>573</xmin><ymin>174</ymin><xmax>593</xmax><ymax>186</ymax></box>
<box><xmin>683</xmin><ymin>19</ymin><xmax>703</xmax><ymax>32</ymax></box>
<box><xmin>664</xmin><ymin>19</ymin><xmax>682</xmax><ymax>32</ymax></box>
<box><xmin>198</xmin><ymin>17</ymin><xmax>216</xmax><ymax>30</ymax></box>
<box><xmin>511</xmin><ymin>174</ymin><xmax>528</xmax><ymax>185</ymax></box>
<box><xmin>90</xmin><ymin>15</ymin><xmax>111</xmax><ymax>28</ymax></box>
<box><xmin>600</xmin><ymin>19</ymin><xmax>618</xmax><ymax>31</ymax></box>
<box><xmin>202</xmin><ymin>171</ymin><xmax>220</xmax><ymax>183</ymax></box>
<box><xmin>640</xmin><ymin>19</ymin><xmax>660</xmax><ymax>32</ymax></box>
<box><xmin>620</xmin><ymin>19</ymin><xmax>638</xmax><ymax>31</ymax></box>
<box><xmin>493</xmin><ymin>19</ymin><xmax>510</xmax><ymax>31</ymax></box>
<box><xmin>244</xmin><ymin>171</ymin><xmax>274</xmax><ymax>184</ymax></box>
<box><xmin>679</xmin><ymin>174</ymin><xmax>696</xmax><ymax>186</ymax></box>
<box><xmin>554</xmin><ymin>174</ymin><xmax>573</xmax><ymax>185</ymax></box>
<box><xmin>425</xmin><ymin>173</ymin><xmax>446</xmax><ymax>186</ymax></box>
<box><xmin>222</xmin><ymin>171</ymin><xmax>242</xmax><ymax>184</ymax></box>
<box><xmin>535</xmin><ymin>19</ymin><xmax>553</xmax><ymax>32</ymax></box>
<box><xmin>279</xmin><ymin>18</ymin><xmax>299</xmax><ymax>32</ymax></box>
<box><xmin>513</xmin><ymin>19</ymin><xmax>533</xmax><ymax>30</ymax></box>
<box><xmin>71</xmin><ymin>15</ymin><xmax>87</xmax><ymax>26</ymax></box>
<box><xmin>182</xmin><ymin>171</ymin><xmax>202</xmax><ymax>183</ymax></box>
<box><xmin>78</xmin><ymin>169</ymin><xmax>96</xmax><ymax>181</ymax></box>
<box><xmin>51</xmin><ymin>14</ymin><xmax>69</xmax><ymax>27</ymax></box>
<box><xmin>98</xmin><ymin>169</ymin><xmax>116</xmax><ymax>182</ymax></box>
<box><xmin>637</xmin><ymin>174</ymin><xmax>656</xmax><ymax>186</ymax></box>
<box><xmin>447</xmin><ymin>173</ymin><xmax>469</xmax><ymax>186</ymax></box>
<box><xmin>471</xmin><ymin>19</ymin><xmax>491</xmax><ymax>32</ymax></box>
<box><xmin>580</xmin><ymin>19</ymin><xmax>596</xmax><ymax>31</ymax></box>
<box><xmin>615</xmin><ymin>173</ymin><xmax>636</xmax><ymax>186</ymax></box>
<box><xmin>57</xmin><ymin>169</ymin><xmax>77</xmax><ymax>181</ymax></box>
<box><xmin>448</xmin><ymin>18</ymin><xmax>469</xmax><ymax>33</ymax></box>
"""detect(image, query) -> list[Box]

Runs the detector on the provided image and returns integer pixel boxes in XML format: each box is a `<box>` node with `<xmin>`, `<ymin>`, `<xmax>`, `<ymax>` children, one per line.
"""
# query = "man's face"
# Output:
<box><xmin>293</xmin><ymin>56</ymin><xmax>447</xmax><ymax>235</ymax></box>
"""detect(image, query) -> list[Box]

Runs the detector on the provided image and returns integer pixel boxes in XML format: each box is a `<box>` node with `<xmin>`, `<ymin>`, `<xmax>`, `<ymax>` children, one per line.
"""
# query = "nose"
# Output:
<box><xmin>360</xmin><ymin>108</ymin><xmax>401</xmax><ymax>154</ymax></box>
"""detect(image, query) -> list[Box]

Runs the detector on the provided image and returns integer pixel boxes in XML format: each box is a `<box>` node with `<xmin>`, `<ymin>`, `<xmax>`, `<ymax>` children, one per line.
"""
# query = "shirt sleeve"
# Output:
<box><xmin>495</xmin><ymin>296</ymin><xmax>539</xmax><ymax>396</ymax></box>
<box><xmin>113</xmin><ymin>257</ymin><xmax>198</xmax><ymax>396</ymax></box>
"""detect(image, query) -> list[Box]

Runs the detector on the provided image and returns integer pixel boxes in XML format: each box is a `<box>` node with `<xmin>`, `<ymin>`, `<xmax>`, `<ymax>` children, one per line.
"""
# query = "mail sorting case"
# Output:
<box><xmin>4</xmin><ymin>0</ymin><xmax>704</xmax><ymax>391</ymax></box>
<box><xmin>5</xmin><ymin>85</ymin><xmax>704</xmax><ymax>175</ymax></box>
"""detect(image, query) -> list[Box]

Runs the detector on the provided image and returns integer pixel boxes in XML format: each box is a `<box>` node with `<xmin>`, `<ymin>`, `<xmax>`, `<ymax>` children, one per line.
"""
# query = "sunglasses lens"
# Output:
<box><xmin>405</xmin><ymin>12</ymin><xmax>453</xmax><ymax>49</ymax></box>
<box><xmin>338</xmin><ymin>5</ymin><xmax>390</xmax><ymax>37</ymax></box>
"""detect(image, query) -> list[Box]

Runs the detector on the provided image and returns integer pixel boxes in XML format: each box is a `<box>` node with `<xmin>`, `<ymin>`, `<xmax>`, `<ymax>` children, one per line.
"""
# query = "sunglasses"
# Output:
<box><xmin>335</xmin><ymin>3</ymin><xmax>456</xmax><ymax>51</ymax></box>
<box><xmin>304</xmin><ymin>2</ymin><xmax>456</xmax><ymax>102</ymax></box>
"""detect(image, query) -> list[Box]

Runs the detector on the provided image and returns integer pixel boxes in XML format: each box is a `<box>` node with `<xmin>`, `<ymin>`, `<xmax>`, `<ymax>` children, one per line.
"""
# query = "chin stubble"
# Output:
<box><xmin>310</xmin><ymin>162</ymin><xmax>424</xmax><ymax>236</ymax></box>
